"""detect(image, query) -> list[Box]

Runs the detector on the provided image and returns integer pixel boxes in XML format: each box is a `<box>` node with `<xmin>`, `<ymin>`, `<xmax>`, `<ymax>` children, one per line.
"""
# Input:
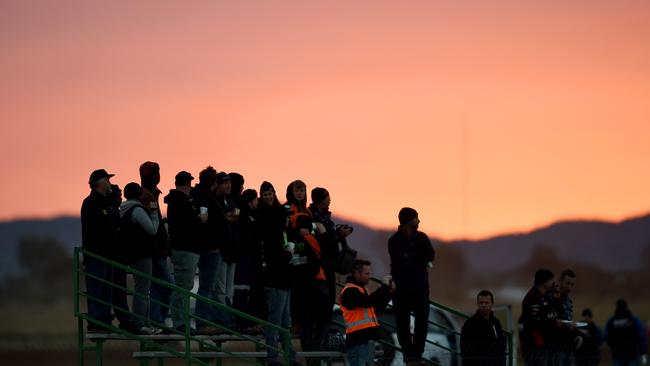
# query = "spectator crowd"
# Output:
<box><xmin>80</xmin><ymin>163</ymin><xmax>647</xmax><ymax>366</ymax></box>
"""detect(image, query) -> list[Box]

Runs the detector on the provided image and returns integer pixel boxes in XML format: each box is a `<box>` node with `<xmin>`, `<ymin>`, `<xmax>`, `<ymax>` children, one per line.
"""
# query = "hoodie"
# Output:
<box><xmin>119</xmin><ymin>199</ymin><xmax>159</xmax><ymax>262</ymax></box>
<box><xmin>164</xmin><ymin>189</ymin><xmax>204</xmax><ymax>254</ymax></box>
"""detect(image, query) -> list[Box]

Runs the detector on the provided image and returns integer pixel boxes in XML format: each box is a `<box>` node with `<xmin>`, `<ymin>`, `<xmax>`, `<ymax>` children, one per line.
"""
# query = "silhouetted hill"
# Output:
<box><xmin>1</xmin><ymin>214</ymin><xmax>649</xmax><ymax>280</ymax></box>
<box><xmin>450</xmin><ymin>215</ymin><xmax>650</xmax><ymax>274</ymax></box>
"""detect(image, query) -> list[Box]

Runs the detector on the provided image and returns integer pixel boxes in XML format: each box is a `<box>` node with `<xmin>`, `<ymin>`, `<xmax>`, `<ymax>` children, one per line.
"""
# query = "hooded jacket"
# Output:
<box><xmin>258</xmin><ymin>200</ymin><xmax>292</xmax><ymax>290</ymax></box>
<box><xmin>190</xmin><ymin>184</ymin><xmax>222</xmax><ymax>252</ymax></box>
<box><xmin>164</xmin><ymin>189</ymin><xmax>203</xmax><ymax>254</ymax></box>
<box><xmin>119</xmin><ymin>199</ymin><xmax>159</xmax><ymax>262</ymax></box>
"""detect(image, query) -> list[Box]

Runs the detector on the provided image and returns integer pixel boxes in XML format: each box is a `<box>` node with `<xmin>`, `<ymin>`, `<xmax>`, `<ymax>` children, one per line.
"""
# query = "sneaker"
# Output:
<box><xmin>137</xmin><ymin>326</ymin><xmax>163</xmax><ymax>335</ymax></box>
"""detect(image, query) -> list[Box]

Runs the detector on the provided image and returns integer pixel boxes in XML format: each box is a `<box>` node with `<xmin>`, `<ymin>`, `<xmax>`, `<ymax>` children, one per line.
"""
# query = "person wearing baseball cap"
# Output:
<box><xmin>81</xmin><ymin>168</ymin><xmax>119</xmax><ymax>332</ymax></box>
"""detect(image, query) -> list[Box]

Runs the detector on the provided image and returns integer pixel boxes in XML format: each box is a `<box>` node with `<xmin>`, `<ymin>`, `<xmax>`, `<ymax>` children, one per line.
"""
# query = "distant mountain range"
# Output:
<box><xmin>1</xmin><ymin>214</ymin><xmax>649</xmax><ymax>280</ymax></box>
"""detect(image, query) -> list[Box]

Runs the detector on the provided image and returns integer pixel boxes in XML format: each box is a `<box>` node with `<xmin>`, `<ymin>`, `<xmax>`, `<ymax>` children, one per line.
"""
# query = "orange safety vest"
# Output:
<box><xmin>339</xmin><ymin>283</ymin><xmax>380</xmax><ymax>334</ymax></box>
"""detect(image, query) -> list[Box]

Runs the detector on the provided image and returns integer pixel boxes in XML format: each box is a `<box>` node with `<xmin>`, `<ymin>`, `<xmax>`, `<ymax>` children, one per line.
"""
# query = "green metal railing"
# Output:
<box><xmin>74</xmin><ymin>247</ymin><xmax>291</xmax><ymax>366</ymax></box>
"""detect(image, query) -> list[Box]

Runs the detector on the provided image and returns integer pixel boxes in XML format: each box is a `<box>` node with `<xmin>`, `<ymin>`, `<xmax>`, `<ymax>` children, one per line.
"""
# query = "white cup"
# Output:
<box><xmin>199</xmin><ymin>207</ymin><xmax>208</xmax><ymax>214</ymax></box>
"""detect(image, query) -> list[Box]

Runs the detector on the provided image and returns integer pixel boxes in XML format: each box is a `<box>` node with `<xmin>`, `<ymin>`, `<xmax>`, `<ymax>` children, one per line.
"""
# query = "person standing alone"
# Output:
<box><xmin>388</xmin><ymin>207</ymin><xmax>435</xmax><ymax>365</ymax></box>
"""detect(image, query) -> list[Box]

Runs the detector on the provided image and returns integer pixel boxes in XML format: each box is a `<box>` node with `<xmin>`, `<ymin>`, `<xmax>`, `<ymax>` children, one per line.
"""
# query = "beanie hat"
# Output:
<box><xmin>534</xmin><ymin>269</ymin><xmax>554</xmax><ymax>286</ymax></box>
<box><xmin>175</xmin><ymin>171</ymin><xmax>194</xmax><ymax>186</ymax></box>
<box><xmin>139</xmin><ymin>161</ymin><xmax>160</xmax><ymax>179</ymax></box>
<box><xmin>241</xmin><ymin>189</ymin><xmax>258</xmax><ymax>203</ymax></box>
<box><xmin>311</xmin><ymin>187</ymin><xmax>329</xmax><ymax>205</ymax></box>
<box><xmin>398</xmin><ymin>207</ymin><xmax>418</xmax><ymax>225</ymax></box>
<box><xmin>124</xmin><ymin>182</ymin><xmax>143</xmax><ymax>200</ymax></box>
<box><xmin>260</xmin><ymin>181</ymin><xmax>275</xmax><ymax>193</ymax></box>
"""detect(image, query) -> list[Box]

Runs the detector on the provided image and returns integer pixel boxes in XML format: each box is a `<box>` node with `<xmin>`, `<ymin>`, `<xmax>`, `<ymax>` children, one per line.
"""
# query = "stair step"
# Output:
<box><xmin>133</xmin><ymin>351</ymin><xmax>345</xmax><ymax>358</ymax></box>
<box><xmin>87</xmin><ymin>333</ymin><xmax>262</xmax><ymax>341</ymax></box>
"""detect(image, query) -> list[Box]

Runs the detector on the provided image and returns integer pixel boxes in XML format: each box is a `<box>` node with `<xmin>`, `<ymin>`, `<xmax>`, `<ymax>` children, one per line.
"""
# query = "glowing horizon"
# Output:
<box><xmin>2</xmin><ymin>1</ymin><xmax>649</xmax><ymax>240</ymax></box>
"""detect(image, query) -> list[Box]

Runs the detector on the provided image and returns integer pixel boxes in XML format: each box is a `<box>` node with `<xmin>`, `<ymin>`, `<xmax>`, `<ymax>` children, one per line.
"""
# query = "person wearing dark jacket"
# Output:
<box><xmin>119</xmin><ymin>182</ymin><xmax>161</xmax><ymax>334</ymax></box>
<box><xmin>108</xmin><ymin>184</ymin><xmax>138</xmax><ymax>332</ymax></box>
<box><xmin>165</xmin><ymin>171</ymin><xmax>208</xmax><ymax>331</ymax></box>
<box><xmin>520</xmin><ymin>269</ymin><xmax>561</xmax><ymax>366</ymax></box>
<box><xmin>574</xmin><ymin>308</ymin><xmax>603</xmax><ymax>366</ymax></box>
<box><xmin>605</xmin><ymin>299</ymin><xmax>648</xmax><ymax>366</ymax></box>
<box><xmin>139</xmin><ymin>161</ymin><xmax>174</xmax><ymax>326</ymax></box>
<box><xmin>387</xmin><ymin>207</ymin><xmax>435</xmax><ymax>365</ymax></box>
<box><xmin>460</xmin><ymin>290</ymin><xmax>506</xmax><ymax>366</ymax></box>
<box><xmin>548</xmin><ymin>269</ymin><xmax>582</xmax><ymax>366</ymax></box>
<box><xmin>233</xmin><ymin>189</ymin><xmax>266</xmax><ymax>330</ymax></box>
<box><xmin>190</xmin><ymin>166</ymin><xmax>224</xmax><ymax>333</ymax></box>
<box><xmin>81</xmin><ymin>169</ymin><xmax>119</xmax><ymax>331</ymax></box>
<box><xmin>308</xmin><ymin>187</ymin><xmax>353</xmax><ymax>326</ymax></box>
<box><xmin>257</xmin><ymin>181</ymin><xmax>300</xmax><ymax>366</ymax></box>
<box><xmin>290</xmin><ymin>214</ymin><xmax>330</xmax><ymax>356</ymax></box>
<box><xmin>340</xmin><ymin>260</ymin><xmax>393</xmax><ymax>366</ymax></box>
<box><xmin>212</xmin><ymin>172</ymin><xmax>240</xmax><ymax>328</ymax></box>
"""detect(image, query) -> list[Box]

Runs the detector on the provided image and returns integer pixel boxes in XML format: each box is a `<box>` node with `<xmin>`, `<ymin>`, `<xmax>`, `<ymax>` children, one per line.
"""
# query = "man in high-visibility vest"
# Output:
<box><xmin>340</xmin><ymin>260</ymin><xmax>395</xmax><ymax>366</ymax></box>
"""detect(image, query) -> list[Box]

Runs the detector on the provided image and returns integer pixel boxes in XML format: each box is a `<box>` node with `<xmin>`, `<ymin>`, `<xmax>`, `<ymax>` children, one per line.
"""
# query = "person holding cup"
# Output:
<box><xmin>165</xmin><ymin>170</ymin><xmax>209</xmax><ymax>333</ymax></box>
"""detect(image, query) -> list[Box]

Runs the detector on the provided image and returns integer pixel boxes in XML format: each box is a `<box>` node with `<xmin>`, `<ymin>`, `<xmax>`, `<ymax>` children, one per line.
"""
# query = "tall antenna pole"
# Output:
<box><xmin>462</xmin><ymin>114</ymin><xmax>469</xmax><ymax>239</ymax></box>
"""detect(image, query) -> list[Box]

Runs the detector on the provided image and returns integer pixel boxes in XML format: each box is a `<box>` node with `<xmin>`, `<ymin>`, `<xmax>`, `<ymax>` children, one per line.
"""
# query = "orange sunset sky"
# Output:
<box><xmin>1</xmin><ymin>0</ymin><xmax>649</xmax><ymax>240</ymax></box>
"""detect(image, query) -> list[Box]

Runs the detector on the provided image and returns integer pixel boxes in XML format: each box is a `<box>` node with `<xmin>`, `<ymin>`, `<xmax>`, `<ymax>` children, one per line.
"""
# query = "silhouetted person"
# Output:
<box><xmin>388</xmin><ymin>207</ymin><xmax>435</xmax><ymax>365</ymax></box>
<box><xmin>258</xmin><ymin>181</ymin><xmax>301</xmax><ymax>366</ymax></box>
<box><xmin>520</xmin><ymin>269</ymin><xmax>560</xmax><ymax>366</ymax></box>
<box><xmin>460</xmin><ymin>290</ymin><xmax>506</xmax><ymax>366</ymax></box>
<box><xmin>214</xmin><ymin>172</ymin><xmax>239</xmax><ymax>328</ymax></box>
<box><xmin>574</xmin><ymin>308</ymin><xmax>603</xmax><ymax>366</ymax></box>
<box><xmin>191</xmin><ymin>166</ymin><xmax>223</xmax><ymax>334</ymax></box>
<box><xmin>309</xmin><ymin>187</ymin><xmax>352</xmax><ymax>327</ymax></box>
<box><xmin>81</xmin><ymin>169</ymin><xmax>119</xmax><ymax>332</ymax></box>
<box><xmin>164</xmin><ymin>171</ymin><xmax>208</xmax><ymax>333</ymax></box>
<box><xmin>548</xmin><ymin>269</ymin><xmax>582</xmax><ymax>365</ymax></box>
<box><xmin>119</xmin><ymin>182</ymin><xmax>161</xmax><ymax>334</ymax></box>
<box><xmin>139</xmin><ymin>161</ymin><xmax>173</xmax><ymax>326</ymax></box>
<box><xmin>233</xmin><ymin>189</ymin><xmax>265</xmax><ymax>331</ymax></box>
<box><xmin>605</xmin><ymin>299</ymin><xmax>648</xmax><ymax>366</ymax></box>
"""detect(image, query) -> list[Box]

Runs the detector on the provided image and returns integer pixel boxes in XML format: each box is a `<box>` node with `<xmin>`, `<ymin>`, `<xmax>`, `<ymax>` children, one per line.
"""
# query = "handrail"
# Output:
<box><xmin>74</xmin><ymin>247</ymin><xmax>292</xmax><ymax>366</ymax></box>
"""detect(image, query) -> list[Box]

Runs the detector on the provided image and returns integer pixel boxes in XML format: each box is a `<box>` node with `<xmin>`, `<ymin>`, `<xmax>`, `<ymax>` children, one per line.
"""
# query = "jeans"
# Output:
<box><xmin>111</xmin><ymin>265</ymin><xmax>131</xmax><ymax>325</ymax></box>
<box><xmin>170</xmin><ymin>250</ymin><xmax>200</xmax><ymax>328</ymax></box>
<box><xmin>149</xmin><ymin>256</ymin><xmax>174</xmax><ymax>326</ymax></box>
<box><xmin>215</xmin><ymin>255</ymin><xmax>236</xmax><ymax>326</ymax></box>
<box><xmin>394</xmin><ymin>289</ymin><xmax>430</xmax><ymax>363</ymax></box>
<box><xmin>131</xmin><ymin>257</ymin><xmax>153</xmax><ymax>328</ymax></box>
<box><xmin>264</xmin><ymin>287</ymin><xmax>296</xmax><ymax>363</ymax></box>
<box><xmin>347</xmin><ymin>341</ymin><xmax>375</xmax><ymax>366</ymax></box>
<box><xmin>216</xmin><ymin>260</ymin><xmax>236</xmax><ymax>303</ymax></box>
<box><xmin>84</xmin><ymin>257</ymin><xmax>114</xmax><ymax>324</ymax></box>
<box><xmin>196</xmin><ymin>251</ymin><xmax>220</xmax><ymax>328</ymax></box>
